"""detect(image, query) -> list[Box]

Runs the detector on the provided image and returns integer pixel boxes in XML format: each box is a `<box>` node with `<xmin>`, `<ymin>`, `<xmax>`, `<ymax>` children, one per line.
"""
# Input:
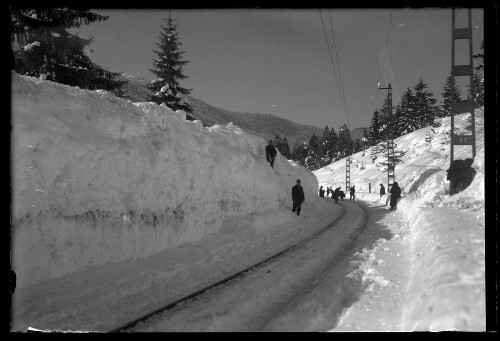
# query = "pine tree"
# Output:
<box><xmin>394</xmin><ymin>88</ymin><xmax>420</xmax><ymax>136</ymax></box>
<box><xmin>305</xmin><ymin>134</ymin><xmax>324</xmax><ymax>170</ymax></box>
<box><xmin>10</xmin><ymin>8</ymin><xmax>126</xmax><ymax>92</ymax></box>
<box><xmin>148</xmin><ymin>12</ymin><xmax>192</xmax><ymax>112</ymax></box>
<box><xmin>468</xmin><ymin>41</ymin><xmax>484</xmax><ymax>108</ymax></box>
<box><xmin>439</xmin><ymin>74</ymin><xmax>462</xmax><ymax>118</ymax></box>
<box><xmin>291</xmin><ymin>141</ymin><xmax>308</xmax><ymax>166</ymax></box>
<box><xmin>273</xmin><ymin>134</ymin><xmax>283</xmax><ymax>152</ymax></box>
<box><xmin>378</xmin><ymin>93</ymin><xmax>393</xmax><ymax>136</ymax></box>
<box><xmin>327</xmin><ymin>127</ymin><xmax>339</xmax><ymax>162</ymax></box>
<box><xmin>281</xmin><ymin>137</ymin><xmax>292</xmax><ymax>160</ymax></box>
<box><xmin>337</xmin><ymin>124</ymin><xmax>354</xmax><ymax>159</ymax></box>
<box><xmin>368</xmin><ymin>109</ymin><xmax>383</xmax><ymax>145</ymax></box>
<box><xmin>319</xmin><ymin>126</ymin><xmax>332</xmax><ymax>165</ymax></box>
<box><xmin>412</xmin><ymin>78</ymin><xmax>438</xmax><ymax>129</ymax></box>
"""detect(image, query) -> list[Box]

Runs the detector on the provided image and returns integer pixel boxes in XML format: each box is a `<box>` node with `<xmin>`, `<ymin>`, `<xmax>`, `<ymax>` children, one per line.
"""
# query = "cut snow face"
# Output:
<box><xmin>11</xmin><ymin>72</ymin><xmax>320</xmax><ymax>290</ymax></box>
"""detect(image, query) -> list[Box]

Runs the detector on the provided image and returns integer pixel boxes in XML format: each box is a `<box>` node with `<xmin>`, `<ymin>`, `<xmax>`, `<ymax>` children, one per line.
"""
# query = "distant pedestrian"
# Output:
<box><xmin>292</xmin><ymin>179</ymin><xmax>305</xmax><ymax>216</ymax></box>
<box><xmin>332</xmin><ymin>187</ymin><xmax>340</xmax><ymax>204</ymax></box>
<box><xmin>390</xmin><ymin>182</ymin><xmax>402</xmax><ymax>211</ymax></box>
<box><xmin>319</xmin><ymin>186</ymin><xmax>324</xmax><ymax>198</ymax></box>
<box><xmin>349</xmin><ymin>185</ymin><xmax>356</xmax><ymax>201</ymax></box>
<box><xmin>379</xmin><ymin>184</ymin><xmax>386</xmax><ymax>198</ymax></box>
<box><xmin>339</xmin><ymin>190</ymin><xmax>345</xmax><ymax>201</ymax></box>
<box><xmin>326</xmin><ymin>187</ymin><xmax>331</xmax><ymax>197</ymax></box>
<box><xmin>265</xmin><ymin>140</ymin><xmax>277</xmax><ymax>169</ymax></box>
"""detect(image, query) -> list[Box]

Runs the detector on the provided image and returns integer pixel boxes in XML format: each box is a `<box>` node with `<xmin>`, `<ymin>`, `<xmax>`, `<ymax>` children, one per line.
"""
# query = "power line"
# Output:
<box><xmin>327</xmin><ymin>10</ymin><xmax>350</xmax><ymax>126</ymax></box>
<box><xmin>380</xmin><ymin>11</ymin><xmax>393</xmax><ymax>85</ymax></box>
<box><xmin>319</xmin><ymin>9</ymin><xmax>348</xmax><ymax>126</ymax></box>
<box><xmin>319</xmin><ymin>9</ymin><xmax>350</xmax><ymax>129</ymax></box>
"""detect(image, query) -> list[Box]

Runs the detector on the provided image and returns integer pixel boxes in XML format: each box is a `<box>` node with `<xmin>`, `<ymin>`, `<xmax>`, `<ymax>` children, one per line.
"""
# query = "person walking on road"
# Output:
<box><xmin>332</xmin><ymin>187</ymin><xmax>340</xmax><ymax>204</ymax></box>
<box><xmin>379</xmin><ymin>184</ymin><xmax>386</xmax><ymax>198</ymax></box>
<box><xmin>292</xmin><ymin>179</ymin><xmax>305</xmax><ymax>216</ymax></box>
<box><xmin>319</xmin><ymin>186</ymin><xmax>324</xmax><ymax>198</ymax></box>
<box><xmin>266</xmin><ymin>140</ymin><xmax>277</xmax><ymax>169</ymax></box>
<box><xmin>339</xmin><ymin>189</ymin><xmax>345</xmax><ymax>201</ymax></box>
<box><xmin>349</xmin><ymin>185</ymin><xmax>356</xmax><ymax>201</ymax></box>
<box><xmin>390</xmin><ymin>182</ymin><xmax>402</xmax><ymax>211</ymax></box>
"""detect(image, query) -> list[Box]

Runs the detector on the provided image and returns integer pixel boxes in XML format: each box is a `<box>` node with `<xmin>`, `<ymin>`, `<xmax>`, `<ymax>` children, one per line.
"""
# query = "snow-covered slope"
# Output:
<box><xmin>314</xmin><ymin>109</ymin><xmax>485</xmax><ymax>331</ymax></box>
<box><xmin>11</xmin><ymin>72</ymin><xmax>320</xmax><ymax>290</ymax></box>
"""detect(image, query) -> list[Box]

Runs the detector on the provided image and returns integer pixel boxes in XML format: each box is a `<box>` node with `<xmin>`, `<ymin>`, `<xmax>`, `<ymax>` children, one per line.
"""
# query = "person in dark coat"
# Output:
<box><xmin>379</xmin><ymin>184</ymin><xmax>386</xmax><ymax>198</ymax></box>
<box><xmin>332</xmin><ymin>187</ymin><xmax>340</xmax><ymax>204</ymax></box>
<box><xmin>265</xmin><ymin>140</ymin><xmax>277</xmax><ymax>169</ymax></box>
<box><xmin>339</xmin><ymin>189</ymin><xmax>346</xmax><ymax>201</ymax></box>
<box><xmin>349</xmin><ymin>185</ymin><xmax>356</xmax><ymax>201</ymax></box>
<box><xmin>292</xmin><ymin>179</ymin><xmax>305</xmax><ymax>216</ymax></box>
<box><xmin>389</xmin><ymin>182</ymin><xmax>402</xmax><ymax>211</ymax></box>
<box><xmin>319</xmin><ymin>186</ymin><xmax>324</xmax><ymax>198</ymax></box>
<box><xmin>326</xmin><ymin>187</ymin><xmax>331</xmax><ymax>197</ymax></box>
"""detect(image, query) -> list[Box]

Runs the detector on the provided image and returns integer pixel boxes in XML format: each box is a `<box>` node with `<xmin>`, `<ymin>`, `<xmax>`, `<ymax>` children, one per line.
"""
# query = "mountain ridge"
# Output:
<box><xmin>117</xmin><ymin>73</ymin><xmax>324</xmax><ymax>145</ymax></box>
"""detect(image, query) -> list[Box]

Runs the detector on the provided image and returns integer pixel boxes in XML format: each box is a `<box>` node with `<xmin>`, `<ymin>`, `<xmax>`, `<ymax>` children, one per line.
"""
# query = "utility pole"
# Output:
<box><xmin>450</xmin><ymin>8</ymin><xmax>476</xmax><ymax>195</ymax></box>
<box><xmin>378</xmin><ymin>82</ymin><xmax>395</xmax><ymax>192</ymax></box>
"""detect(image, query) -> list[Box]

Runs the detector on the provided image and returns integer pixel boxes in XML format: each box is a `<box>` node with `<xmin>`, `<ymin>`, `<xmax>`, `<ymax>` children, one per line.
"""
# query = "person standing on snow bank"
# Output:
<box><xmin>379</xmin><ymin>184</ymin><xmax>386</xmax><ymax>198</ymax></box>
<box><xmin>349</xmin><ymin>185</ymin><xmax>356</xmax><ymax>201</ymax></box>
<box><xmin>266</xmin><ymin>140</ymin><xmax>277</xmax><ymax>169</ymax></box>
<box><xmin>292</xmin><ymin>179</ymin><xmax>305</xmax><ymax>216</ymax></box>
<box><xmin>389</xmin><ymin>182</ymin><xmax>401</xmax><ymax>211</ymax></box>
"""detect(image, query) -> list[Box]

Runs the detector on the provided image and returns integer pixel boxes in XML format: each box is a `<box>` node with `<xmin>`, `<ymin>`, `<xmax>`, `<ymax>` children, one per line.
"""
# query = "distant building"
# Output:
<box><xmin>350</xmin><ymin>127</ymin><xmax>369</xmax><ymax>140</ymax></box>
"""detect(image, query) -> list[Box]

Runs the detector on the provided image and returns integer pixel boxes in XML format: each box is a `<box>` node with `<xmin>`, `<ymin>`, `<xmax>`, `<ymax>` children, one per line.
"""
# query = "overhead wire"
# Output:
<box><xmin>327</xmin><ymin>10</ymin><xmax>350</xmax><ymax>128</ymax></box>
<box><xmin>319</xmin><ymin>9</ymin><xmax>350</xmax><ymax>130</ymax></box>
<box><xmin>379</xmin><ymin>11</ymin><xmax>393</xmax><ymax>86</ymax></box>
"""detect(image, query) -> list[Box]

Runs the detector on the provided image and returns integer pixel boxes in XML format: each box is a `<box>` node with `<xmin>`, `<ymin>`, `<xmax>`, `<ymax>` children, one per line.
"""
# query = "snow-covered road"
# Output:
<box><xmin>129</xmin><ymin>199</ymin><xmax>367</xmax><ymax>332</ymax></box>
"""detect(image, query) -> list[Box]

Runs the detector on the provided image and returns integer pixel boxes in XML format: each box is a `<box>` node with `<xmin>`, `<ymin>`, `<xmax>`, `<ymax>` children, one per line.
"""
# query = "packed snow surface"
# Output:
<box><xmin>11</xmin><ymin>72</ymin><xmax>319</xmax><ymax>290</ymax></box>
<box><xmin>11</xmin><ymin>72</ymin><xmax>485</xmax><ymax>332</ymax></box>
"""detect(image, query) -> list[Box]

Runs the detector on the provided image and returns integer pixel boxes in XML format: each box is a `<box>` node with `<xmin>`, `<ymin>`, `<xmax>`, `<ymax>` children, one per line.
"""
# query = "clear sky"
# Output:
<box><xmin>72</xmin><ymin>8</ymin><xmax>484</xmax><ymax>131</ymax></box>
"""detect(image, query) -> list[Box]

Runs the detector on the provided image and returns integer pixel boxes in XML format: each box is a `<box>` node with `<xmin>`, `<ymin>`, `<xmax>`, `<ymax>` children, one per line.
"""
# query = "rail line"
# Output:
<box><xmin>108</xmin><ymin>202</ymin><xmax>347</xmax><ymax>332</ymax></box>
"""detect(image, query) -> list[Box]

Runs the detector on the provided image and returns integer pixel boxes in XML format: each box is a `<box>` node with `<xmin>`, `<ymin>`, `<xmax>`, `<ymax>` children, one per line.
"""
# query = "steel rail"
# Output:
<box><xmin>108</xmin><ymin>201</ymin><xmax>348</xmax><ymax>332</ymax></box>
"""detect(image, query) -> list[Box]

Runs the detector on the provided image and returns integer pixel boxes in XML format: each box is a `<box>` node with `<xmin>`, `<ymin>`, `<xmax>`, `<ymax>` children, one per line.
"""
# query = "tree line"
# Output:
<box><xmin>10</xmin><ymin>8</ymin><xmax>191</xmax><ymax>112</ymax></box>
<box><xmin>274</xmin><ymin>40</ymin><xmax>483</xmax><ymax>172</ymax></box>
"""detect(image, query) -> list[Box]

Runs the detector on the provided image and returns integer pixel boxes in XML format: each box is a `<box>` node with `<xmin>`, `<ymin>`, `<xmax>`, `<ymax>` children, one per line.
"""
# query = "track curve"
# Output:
<box><xmin>111</xmin><ymin>200</ymin><xmax>367</xmax><ymax>332</ymax></box>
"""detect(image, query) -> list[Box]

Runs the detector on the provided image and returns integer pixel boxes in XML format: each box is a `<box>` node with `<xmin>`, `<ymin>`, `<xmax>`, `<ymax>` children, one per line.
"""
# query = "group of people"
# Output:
<box><xmin>269</xmin><ymin>141</ymin><xmax>402</xmax><ymax>215</ymax></box>
<box><xmin>318</xmin><ymin>182</ymin><xmax>402</xmax><ymax>211</ymax></box>
<box><xmin>379</xmin><ymin>182</ymin><xmax>402</xmax><ymax>210</ymax></box>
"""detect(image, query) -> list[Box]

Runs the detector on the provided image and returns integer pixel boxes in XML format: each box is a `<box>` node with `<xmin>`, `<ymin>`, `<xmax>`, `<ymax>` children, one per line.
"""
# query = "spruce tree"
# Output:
<box><xmin>394</xmin><ymin>88</ymin><xmax>420</xmax><ymax>136</ymax></box>
<box><xmin>368</xmin><ymin>109</ymin><xmax>383</xmax><ymax>145</ymax></box>
<box><xmin>412</xmin><ymin>78</ymin><xmax>438</xmax><ymax>129</ymax></box>
<box><xmin>468</xmin><ymin>41</ymin><xmax>484</xmax><ymax>108</ymax></box>
<box><xmin>320</xmin><ymin>126</ymin><xmax>331</xmax><ymax>164</ymax></box>
<box><xmin>305</xmin><ymin>134</ymin><xmax>323</xmax><ymax>170</ymax></box>
<box><xmin>10</xmin><ymin>8</ymin><xmax>126</xmax><ymax>92</ymax></box>
<box><xmin>439</xmin><ymin>74</ymin><xmax>462</xmax><ymax>118</ymax></box>
<box><xmin>378</xmin><ymin>93</ymin><xmax>393</xmax><ymax>137</ymax></box>
<box><xmin>337</xmin><ymin>124</ymin><xmax>354</xmax><ymax>159</ymax></box>
<box><xmin>291</xmin><ymin>141</ymin><xmax>308</xmax><ymax>166</ymax></box>
<box><xmin>148</xmin><ymin>12</ymin><xmax>192</xmax><ymax>112</ymax></box>
<box><xmin>327</xmin><ymin>127</ymin><xmax>339</xmax><ymax>162</ymax></box>
<box><xmin>281</xmin><ymin>137</ymin><xmax>292</xmax><ymax>160</ymax></box>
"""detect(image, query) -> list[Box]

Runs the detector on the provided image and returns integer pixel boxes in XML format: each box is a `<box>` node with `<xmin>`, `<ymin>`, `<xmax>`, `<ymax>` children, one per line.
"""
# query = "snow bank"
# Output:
<box><xmin>314</xmin><ymin>108</ymin><xmax>485</xmax><ymax>331</ymax></box>
<box><xmin>11</xmin><ymin>73</ymin><xmax>319</xmax><ymax>289</ymax></box>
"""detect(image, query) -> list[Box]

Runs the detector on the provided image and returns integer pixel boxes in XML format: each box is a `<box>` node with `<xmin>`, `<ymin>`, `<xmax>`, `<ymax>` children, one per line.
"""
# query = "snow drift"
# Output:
<box><xmin>11</xmin><ymin>73</ymin><xmax>319</xmax><ymax>289</ymax></box>
<box><xmin>314</xmin><ymin>109</ymin><xmax>485</xmax><ymax>330</ymax></box>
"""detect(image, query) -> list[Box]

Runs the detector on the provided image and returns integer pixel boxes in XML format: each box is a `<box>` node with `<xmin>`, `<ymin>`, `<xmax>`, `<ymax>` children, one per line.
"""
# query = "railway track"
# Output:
<box><xmin>109</xmin><ymin>201</ymin><xmax>366</xmax><ymax>332</ymax></box>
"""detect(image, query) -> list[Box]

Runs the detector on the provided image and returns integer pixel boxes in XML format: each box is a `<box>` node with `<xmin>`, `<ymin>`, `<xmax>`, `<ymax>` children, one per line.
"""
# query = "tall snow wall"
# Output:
<box><xmin>11</xmin><ymin>73</ymin><xmax>319</xmax><ymax>289</ymax></box>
